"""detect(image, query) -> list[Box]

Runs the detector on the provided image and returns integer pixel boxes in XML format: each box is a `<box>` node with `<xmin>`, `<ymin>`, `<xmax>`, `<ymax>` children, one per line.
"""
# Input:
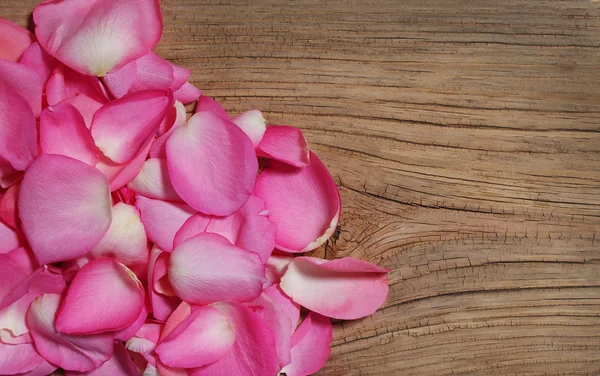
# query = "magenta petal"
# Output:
<box><xmin>172</xmin><ymin>213</ymin><xmax>211</xmax><ymax>249</ymax></box>
<box><xmin>173</xmin><ymin>81</ymin><xmax>202</xmax><ymax>104</ymax></box>
<box><xmin>65</xmin><ymin>343</ymin><xmax>139</xmax><ymax>376</ymax></box>
<box><xmin>149</xmin><ymin>101</ymin><xmax>186</xmax><ymax>159</ymax></box>
<box><xmin>104</xmin><ymin>52</ymin><xmax>175</xmax><ymax>97</ymax></box>
<box><xmin>0</xmin><ymin>59</ymin><xmax>44</xmax><ymax>117</ymax></box>
<box><xmin>264</xmin><ymin>284</ymin><xmax>301</xmax><ymax>331</ymax></box>
<box><xmin>148</xmin><ymin>247</ymin><xmax>181</xmax><ymax>321</ymax></box>
<box><xmin>281</xmin><ymin>313</ymin><xmax>333</xmax><ymax>376</ymax></box>
<box><xmin>257</xmin><ymin>125</ymin><xmax>311</xmax><ymax>167</ymax></box>
<box><xmin>166</xmin><ymin>111</ymin><xmax>258</xmax><ymax>216</ymax></box>
<box><xmin>20</xmin><ymin>42</ymin><xmax>57</xmax><ymax>82</ymax></box>
<box><xmin>27</xmin><ymin>294</ymin><xmax>114</xmax><ymax>372</ymax></box>
<box><xmin>61</xmin><ymin>94</ymin><xmax>104</xmax><ymax>129</ymax></box>
<box><xmin>136</xmin><ymin>196</ymin><xmax>196</xmax><ymax>252</ymax></box>
<box><xmin>90</xmin><ymin>203</ymin><xmax>148</xmax><ymax>266</ymax></box>
<box><xmin>168</xmin><ymin>63</ymin><xmax>190</xmax><ymax>91</ymax></box>
<box><xmin>19</xmin><ymin>155</ymin><xmax>112</xmax><ymax>265</ymax></box>
<box><xmin>33</xmin><ymin>0</ymin><xmax>162</xmax><ymax>76</ymax></box>
<box><xmin>246</xmin><ymin>292</ymin><xmax>293</xmax><ymax>368</ymax></box>
<box><xmin>16</xmin><ymin>360</ymin><xmax>58</xmax><ymax>376</ymax></box>
<box><xmin>0</xmin><ymin>18</ymin><xmax>34</xmax><ymax>62</ymax></box>
<box><xmin>0</xmin><ymin>342</ymin><xmax>45</xmax><ymax>374</ymax></box>
<box><xmin>92</xmin><ymin>90</ymin><xmax>172</xmax><ymax>163</ymax></box>
<box><xmin>0</xmin><ymin>84</ymin><xmax>38</xmax><ymax>171</ymax></box>
<box><xmin>0</xmin><ymin>221</ymin><xmax>19</xmax><ymax>255</ymax></box>
<box><xmin>40</xmin><ymin>103</ymin><xmax>100</xmax><ymax>165</ymax></box>
<box><xmin>128</xmin><ymin>158</ymin><xmax>181</xmax><ymax>202</ymax></box>
<box><xmin>56</xmin><ymin>258</ymin><xmax>144</xmax><ymax>335</ymax></box>
<box><xmin>46</xmin><ymin>64</ymin><xmax>107</xmax><ymax>106</ymax></box>
<box><xmin>232</xmin><ymin>110</ymin><xmax>267</xmax><ymax>148</ymax></box>
<box><xmin>280</xmin><ymin>257</ymin><xmax>389</xmax><ymax>320</ymax></box>
<box><xmin>189</xmin><ymin>302</ymin><xmax>279</xmax><ymax>376</ymax></box>
<box><xmin>255</xmin><ymin>151</ymin><xmax>340</xmax><ymax>252</ymax></box>
<box><xmin>169</xmin><ymin>233</ymin><xmax>265</xmax><ymax>305</ymax></box>
<box><xmin>194</xmin><ymin>95</ymin><xmax>229</xmax><ymax>118</ymax></box>
<box><xmin>0</xmin><ymin>181</ymin><xmax>19</xmax><ymax>230</ymax></box>
<box><xmin>155</xmin><ymin>306</ymin><xmax>235</xmax><ymax>368</ymax></box>
<box><xmin>114</xmin><ymin>305</ymin><xmax>148</xmax><ymax>342</ymax></box>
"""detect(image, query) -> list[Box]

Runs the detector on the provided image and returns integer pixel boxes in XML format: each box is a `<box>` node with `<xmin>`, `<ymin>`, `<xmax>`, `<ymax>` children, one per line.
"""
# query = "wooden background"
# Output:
<box><xmin>3</xmin><ymin>0</ymin><xmax>600</xmax><ymax>374</ymax></box>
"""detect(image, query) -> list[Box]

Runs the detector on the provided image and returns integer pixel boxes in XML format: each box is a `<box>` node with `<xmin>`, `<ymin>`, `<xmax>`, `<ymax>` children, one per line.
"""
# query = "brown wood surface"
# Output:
<box><xmin>3</xmin><ymin>0</ymin><xmax>600</xmax><ymax>375</ymax></box>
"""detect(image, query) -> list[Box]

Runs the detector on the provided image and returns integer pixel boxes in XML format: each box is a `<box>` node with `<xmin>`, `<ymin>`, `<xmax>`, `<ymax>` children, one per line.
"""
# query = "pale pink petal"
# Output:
<box><xmin>153</xmin><ymin>252</ymin><xmax>176</xmax><ymax>297</ymax></box>
<box><xmin>246</xmin><ymin>292</ymin><xmax>293</xmax><ymax>368</ymax></box>
<box><xmin>96</xmin><ymin>140</ymin><xmax>153</xmax><ymax>191</ymax></box>
<box><xmin>114</xmin><ymin>305</ymin><xmax>148</xmax><ymax>342</ymax></box>
<box><xmin>264</xmin><ymin>254</ymin><xmax>294</xmax><ymax>288</ymax></box>
<box><xmin>189</xmin><ymin>301</ymin><xmax>278</xmax><ymax>376</ymax></box>
<box><xmin>166</xmin><ymin>111</ymin><xmax>258</xmax><ymax>216</ymax></box>
<box><xmin>257</xmin><ymin>125</ymin><xmax>311</xmax><ymax>167</ymax></box>
<box><xmin>194</xmin><ymin>95</ymin><xmax>228</xmax><ymax>118</ymax></box>
<box><xmin>281</xmin><ymin>312</ymin><xmax>333</xmax><ymax>376</ymax></box>
<box><xmin>20</xmin><ymin>42</ymin><xmax>57</xmax><ymax>82</ymax></box>
<box><xmin>40</xmin><ymin>102</ymin><xmax>100</xmax><ymax>165</ymax></box>
<box><xmin>232</xmin><ymin>110</ymin><xmax>266</xmax><ymax>148</ymax></box>
<box><xmin>91</xmin><ymin>90</ymin><xmax>172</xmax><ymax>163</ymax></box>
<box><xmin>0</xmin><ymin>342</ymin><xmax>45</xmax><ymax>374</ymax></box>
<box><xmin>172</xmin><ymin>213</ymin><xmax>211</xmax><ymax>249</ymax></box>
<box><xmin>0</xmin><ymin>18</ymin><xmax>34</xmax><ymax>62</ymax></box>
<box><xmin>125</xmin><ymin>322</ymin><xmax>161</xmax><ymax>363</ymax></box>
<box><xmin>46</xmin><ymin>64</ymin><xmax>107</xmax><ymax>106</ymax></box>
<box><xmin>0</xmin><ymin>59</ymin><xmax>44</xmax><ymax>116</ymax></box>
<box><xmin>255</xmin><ymin>152</ymin><xmax>340</xmax><ymax>252</ymax></box>
<box><xmin>56</xmin><ymin>258</ymin><xmax>144</xmax><ymax>335</ymax></box>
<box><xmin>280</xmin><ymin>257</ymin><xmax>389</xmax><ymax>320</ymax></box>
<box><xmin>61</xmin><ymin>94</ymin><xmax>103</xmax><ymax>129</ymax></box>
<box><xmin>264</xmin><ymin>284</ymin><xmax>301</xmax><ymax>331</ymax></box>
<box><xmin>173</xmin><ymin>81</ymin><xmax>202</xmax><ymax>104</ymax></box>
<box><xmin>0</xmin><ymin>221</ymin><xmax>19</xmax><ymax>254</ymax></box>
<box><xmin>149</xmin><ymin>101</ymin><xmax>186</xmax><ymax>159</ymax></box>
<box><xmin>19</xmin><ymin>154</ymin><xmax>112</xmax><ymax>265</ymax></box>
<box><xmin>33</xmin><ymin>0</ymin><xmax>162</xmax><ymax>76</ymax></box>
<box><xmin>27</xmin><ymin>294</ymin><xmax>114</xmax><ymax>372</ymax></box>
<box><xmin>65</xmin><ymin>343</ymin><xmax>139</xmax><ymax>376</ymax></box>
<box><xmin>128</xmin><ymin>158</ymin><xmax>181</xmax><ymax>202</ymax></box>
<box><xmin>90</xmin><ymin>203</ymin><xmax>148</xmax><ymax>265</ymax></box>
<box><xmin>16</xmin><ymin>360</ymin><xmax>58</xmax><ymax>376</ymax></box>
<box><xmin>148</xmin><ymin>247</ymin><xmax>181</xmax><ymax>321</ymax></box>
<box><xmin>155</xmin><ymin>306</ymin><xmax>235</xmax><ymax>368</ymax></box>
<box><xmin>169</xmin><ymin>233</ymin><xmax>265</xmax><ymax>304</ymax></box>
<box><xmin>0</xmin><ymin>84</ymin><xmax>37</xmax><ymax>171</ymax></box>
<box><xmin>136</xmin><ymin>196</ymin><xmax>196</xmax><ymax>252</ymax></box>
<box><xmin>104</xmin><ymin>52</ymin><xmax>175</xmax><ymax>98</ymax></box>
<box><xmin>0</xmin><ymin>178</ymin><xmax>19</xmax><ymax>231</ymax></box>
<box><xmin>204</xmin><ymin>195</ymin><xmax>276</xmax><ymax>262</ymax></box>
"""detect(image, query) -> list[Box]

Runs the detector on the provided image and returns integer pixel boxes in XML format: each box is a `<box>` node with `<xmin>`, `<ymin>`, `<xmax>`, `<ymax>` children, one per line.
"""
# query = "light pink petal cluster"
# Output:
<box><xmin>0</xmin><ymin>1</ymin><xmax>389</xmax><ymax>375</ymax></box>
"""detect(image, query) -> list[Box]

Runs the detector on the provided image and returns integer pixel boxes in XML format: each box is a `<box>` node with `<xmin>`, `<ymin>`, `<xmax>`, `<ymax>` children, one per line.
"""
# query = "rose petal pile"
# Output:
<box><xmin>0</xmin><ymin>0</ymin><xmax>389</xmax><ymax>375</ymax></box>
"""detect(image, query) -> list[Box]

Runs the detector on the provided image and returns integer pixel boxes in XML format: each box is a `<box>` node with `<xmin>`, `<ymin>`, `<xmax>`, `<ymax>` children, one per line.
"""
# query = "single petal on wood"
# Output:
<box><xmin>257</xmin><ymin>125</ymin><xmax>311</xmax><ymax>167</ymax></box>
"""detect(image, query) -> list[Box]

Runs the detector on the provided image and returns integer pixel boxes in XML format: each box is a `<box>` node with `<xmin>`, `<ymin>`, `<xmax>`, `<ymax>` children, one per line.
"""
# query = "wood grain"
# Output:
<box><xmin>3</xmin><ymin>0</ymin><xmax>600</xmax><ymax>374</ymax></box>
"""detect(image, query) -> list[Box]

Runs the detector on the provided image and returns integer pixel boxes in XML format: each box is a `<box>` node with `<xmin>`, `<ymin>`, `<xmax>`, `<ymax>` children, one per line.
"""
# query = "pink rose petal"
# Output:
<box><xmin>264</xmin><ymin>254</ymin><xmax>294</xmax><ymax>288</ymax></box>
<box><xmin>65</xmin><ymin>343</ymin><xmax>140</xmax><ymax>376</ymax></box>
<box><xmin>169</xmin><ymin>232</ymin><xmax>265</xmax><ymax>305</ymax></box>
<box><xmin>0</xmin><ymin>221</ymin><xmax>19</xmax><ymax>255</ymax></box>
<box><xmin>173</xmin><ymin>81</ymin><xmax>202</xmax><ymax>104</ymax></box>
<box><xmin>90</xmin><ymin>203</ymin><xmax>148</xmax><ymax>266</ymax></box>
<box><xmin>19</xmin><ymin>42</ymin><xmax>57</xmax><ymax>82</ymax></box>
<box><xmin>280</xmin><ymin>257</ymin><xmax>389</xmax><ymax>320</ymax></box>
<box><xmin>0</xmin><ymin>342</ymin><xmax>45</xmax><ymax>374</ymax></box>
<box><xmin>114</xmin><ymin>304</ymin><xmax>148</xmax><ymax>342</ymax></box>
<box><xmin>189</xmin><ymin>301</ymin><xmax>279</xmax><ymax>376</ymax></box>
<box><xmin>27</xmin><ymin>293</ymin><xmax>114</xmax><ymax>372</ymax></box>
<box><xmin>0</xmin><ymin>83</ymin><xmax>37</xmax><ymax>171</ymax></box>
<box><xmin>0</xmin><ymin>181</ymin><xmax>19</xmax><ymax>230</ymax></box>
<box><xmin>264</xmin><ymin>284</ymin><xmax>301</xmax><ymax>331</ymax></box>
<box><xmin>166</xmin><ymin>111</ymin><xmax>258</xmax><ymax>216</ymax></box>
<box><xmin>40</xmin><ymin>102</ymin><xmax>100</xmax><ymax>165</ymax></box>
<box><xmin>128</xmin><ymin>158</ymin><xmax>181</xmax><ymax>202</ymax></box>
<box><xmin>91</xmin><ymin>90</ymin><xmax>172</xmax><ymax>164</ymax></box>
<box><xmin>232</xmin><ymin>109</ymin><xmax>266</xmax><ymax>148</ymax></box>
<box><xmin>148</xmin><ymin>247</ymin><xmax>181</xmax><ymax>321</ymax></box>
<box><xmin>0</xmin><ymin>18</ymin><xmax>34</xmax><ymax>62</ymax></box>
<box><xmin>136</xmin><ymin>196</ymin><xmax>196</xmax><ymax>252</ymax></box>
<box><xmin>61</xmin><ymin>94</ymin><xmax>103</xmax><ymax>129</ymax></box>
<box><xmin>0</xmin><ymin>59</ymin><xmax>44</xmax><ymax>117</ymax></box>
<box><xmin>56</xmin><ymin>258</ymin><xmax>145</xmax><ymax>335</ymax></box>
<box><xmin>281</xmin><ymin>312</ymin><xmax>333</xmax><ymax>376</ymax></box>
<box><xmin>257</xmin><ymin>125</ymin><xmax>311</xmax><ymax>167</ymax></box>
<box><xmin>149</xmin><ymin>101</ymin><xmax>186</xmax><ymax>159</ymax></box>
<box><xmin>33</xmin><ymin>0</ymin><xmax>162</xmax><ymax>76</ymax></box>
<box><xmin>96</xmin><ymin>140</ymin><xmax>153</xmax><ymax>192</ymax></box>
<box><xmin>255</xmin><ymin>151</ymin><xmax>341</xmax><ymax>253</ymax></box>
<box><xmin>104</xmin><ymin>52</ymin><xmax>175</xmax><ymax>98</ymax></box>
<box><xmin>155</xmin><ymin>306</ymin><xmax>235</xmax><ymax>368</ymax></box>
<box><xmin>194</xmin><ymin>95</ymin><xmax>229</xmax><ymax>118</ymax></box>
<box><xmin>46</xmin><ymin>64</ymin><xmax>108</xmax><ymax>106</ymax></box>
<box><xmin>19</xmin><ymin>154</ymin><xmax>112</xmax><ymax>265</ymax></box>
